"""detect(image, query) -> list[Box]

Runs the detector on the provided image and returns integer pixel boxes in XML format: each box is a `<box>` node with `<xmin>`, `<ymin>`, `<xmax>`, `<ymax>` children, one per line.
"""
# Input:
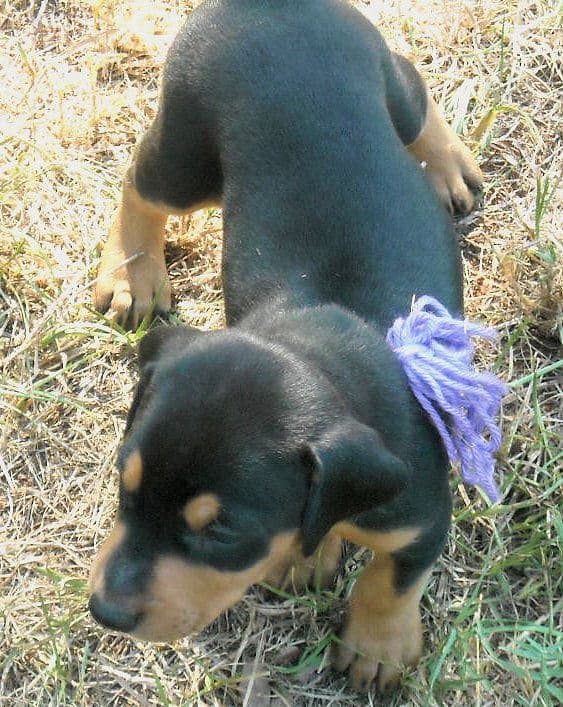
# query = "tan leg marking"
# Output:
<box><xmin>94</xmin><ymin>170</ymin><xmax>173</xmax><ymax>328</ymax></box>
<box><xmin>266</xmin><ymin>530</ymin><xmax>342</xmax><ymax>592</ymax></box>
<box><xmin>332</xmin><ymin>523</ymin><xmax>426</xmax><ymax>691</ymax></box>
<box><xmin>408</xmin><ymin>91</ymin><xmax>483</xmax><ymax>215</ymax></box>
<box><xmin>121</xmin><ymin>449</ymin><xmax>143</xmax><ymax>493</ymax></box>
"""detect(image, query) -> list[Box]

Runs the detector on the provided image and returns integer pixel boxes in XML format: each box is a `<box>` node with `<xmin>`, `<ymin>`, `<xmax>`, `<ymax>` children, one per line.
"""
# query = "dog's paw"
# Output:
<box><xmin>332</xmin><ymin>603</ymin><xmax>423</xmax><ymax>692</ymax></box>
<box><xmin>285</xmin><ymin>532</ymin><xmax>342</xmax><ymax>592</ymax></box>
<box><xmin>94</xmin><ymin>245</ymin><xmax>171</xmax><ymax>329</ymax></box>
<box><xmin>423</xmin><ymin>138</ymin><xmax>483</xmax><ymax>216</ymax></box>
<box><xmin>408</xmin><ymin>94</ymin><xmax>484</xmax><ymax>216</ymax></box>
<box><xmin>264</xmin><ymin>532</ymin><xmax>341</xmax><ymax>592</ymax></box>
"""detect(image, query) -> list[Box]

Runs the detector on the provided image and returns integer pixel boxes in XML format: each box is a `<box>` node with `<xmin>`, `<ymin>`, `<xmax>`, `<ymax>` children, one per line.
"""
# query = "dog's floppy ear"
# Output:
<box><xmin>138</xmin><ymin>324</ymin><xmax>203</xmax><ymax>370</ymax></box>
<box><xmin>300</xmin><ymin>419</ymin><xmax>409</xmax><ymax>557</ymax></box>
<box><xmin>125</xmin><ymin>325</ymin><xmax>204</xmax><ymax>432</ymax></box>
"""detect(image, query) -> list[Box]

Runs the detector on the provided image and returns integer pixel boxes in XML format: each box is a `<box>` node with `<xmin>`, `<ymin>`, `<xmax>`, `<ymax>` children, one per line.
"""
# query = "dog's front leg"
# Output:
<box><xmin>333</xmin><ymin>555</ymin><xmax>429</xmax><ymax>692</ymax></box>
<box><xmin>330</xmin><ymin>521</ymin><xmax>447</xmax><ymax>692</ymax></box>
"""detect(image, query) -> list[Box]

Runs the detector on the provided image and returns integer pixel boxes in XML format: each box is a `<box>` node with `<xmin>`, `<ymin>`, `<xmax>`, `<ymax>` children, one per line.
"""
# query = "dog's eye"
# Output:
<box><xmin>178</xmin><ymin>522</ymin><xmax>235</xmax><ymax>561</ymax></box>
<box><xmin>182</xmin><ymin>516</ymin><xmax>218</xmax><ymax>537</ymax></box>
<box><xmin>182</xmin><ymin>521</ymin><xmax>237</xmax><ymax>544</ymax></box>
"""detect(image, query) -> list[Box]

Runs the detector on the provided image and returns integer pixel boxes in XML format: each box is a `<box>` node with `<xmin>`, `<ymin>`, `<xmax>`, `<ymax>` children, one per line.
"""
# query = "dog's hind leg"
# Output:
<box><xmin>94</xmin><ymin>162</ymin><xmax>172</xmax><ymax>329</ymax></box>
<box><xmin>384</xmin><ymin>52</ymin><xmax>483</xmax><ymax>215</ymax></box>
<box><xmin>94</xmin><ymin>97</ymin><xmax>221</xmax><ymax>328</ymax></box>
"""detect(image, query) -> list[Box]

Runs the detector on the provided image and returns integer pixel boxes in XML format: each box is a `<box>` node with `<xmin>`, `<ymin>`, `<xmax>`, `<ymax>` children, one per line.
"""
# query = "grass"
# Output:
<box><xmin>1</xmin><ymin>0</ymin><xmax>561</xmax><ymax>705</ymax></box>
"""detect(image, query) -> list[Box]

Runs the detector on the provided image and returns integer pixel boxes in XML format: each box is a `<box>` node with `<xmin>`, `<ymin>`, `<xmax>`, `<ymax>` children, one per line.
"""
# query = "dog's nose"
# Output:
<box><xmin>88</xmin><ymin>592</ymin><xmax>142</xmax><ymax>633</ymax></box>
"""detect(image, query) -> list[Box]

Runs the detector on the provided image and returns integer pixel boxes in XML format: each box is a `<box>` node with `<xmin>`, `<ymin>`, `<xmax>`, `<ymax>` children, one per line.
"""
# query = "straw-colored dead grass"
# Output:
<box><xmin>1</xmin><ymin>0</ymin><xmax>561</xmax><ymax>705</ymax></box>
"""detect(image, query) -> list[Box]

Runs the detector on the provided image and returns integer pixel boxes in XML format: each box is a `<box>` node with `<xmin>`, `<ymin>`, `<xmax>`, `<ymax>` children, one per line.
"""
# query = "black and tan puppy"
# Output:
<box><xmin>89</xmin><ymin>0</ymin><xmax>483</xmax><ymax>691</ymax></box>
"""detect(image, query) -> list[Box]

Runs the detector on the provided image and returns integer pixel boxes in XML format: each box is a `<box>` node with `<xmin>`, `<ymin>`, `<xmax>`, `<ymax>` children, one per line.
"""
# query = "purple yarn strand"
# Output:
<box><xmin>386</xmin><ymin>296</ymin><xmax>507</xmax><ymax>502</ymax></box>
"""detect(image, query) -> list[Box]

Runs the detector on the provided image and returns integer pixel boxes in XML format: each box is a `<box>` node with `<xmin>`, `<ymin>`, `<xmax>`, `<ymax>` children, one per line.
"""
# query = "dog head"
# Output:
<box><xmin>89</xmin><ymin>324</ymin><xmax>408</xmax><ymax>641</ymax></box>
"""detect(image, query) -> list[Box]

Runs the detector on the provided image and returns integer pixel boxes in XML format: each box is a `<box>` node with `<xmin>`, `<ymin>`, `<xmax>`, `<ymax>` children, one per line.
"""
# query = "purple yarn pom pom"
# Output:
<box><xmin>386</xmin><ymin>296</ymin><xmax>508</xmax><ymax>502</ymax></box>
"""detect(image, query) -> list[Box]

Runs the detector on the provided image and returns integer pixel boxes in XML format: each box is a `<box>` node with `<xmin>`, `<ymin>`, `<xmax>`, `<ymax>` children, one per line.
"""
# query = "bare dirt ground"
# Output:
<box><xmin>1</xmin><ymin>1</ymin><xmax>561</xmax><ymax>705</ymax></box>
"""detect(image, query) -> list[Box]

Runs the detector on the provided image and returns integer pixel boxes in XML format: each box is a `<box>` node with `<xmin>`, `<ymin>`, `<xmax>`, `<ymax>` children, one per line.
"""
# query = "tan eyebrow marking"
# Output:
<box><xmin>122</xmin><ymin>449</ymin><xmax>143</xmax><ymax>492</ymax></box>
<box><xmin>183</xmin><ymin>493</ymin><xmax>221</xmax><ymax>531</ymax></box>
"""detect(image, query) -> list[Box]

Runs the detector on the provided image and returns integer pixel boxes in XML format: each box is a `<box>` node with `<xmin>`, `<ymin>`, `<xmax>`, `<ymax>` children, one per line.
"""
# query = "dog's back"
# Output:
<box><xmin>137</xmin><ymin>0</ymin><xmax>462</xmax><ymax>325</ymax></box>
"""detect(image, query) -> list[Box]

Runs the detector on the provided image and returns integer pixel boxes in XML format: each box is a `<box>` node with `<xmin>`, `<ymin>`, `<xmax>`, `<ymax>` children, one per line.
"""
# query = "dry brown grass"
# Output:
<box><xmin>1</xmin><ymin>1</ymin><xmax>561</xmax><ymax>705</ymax></box>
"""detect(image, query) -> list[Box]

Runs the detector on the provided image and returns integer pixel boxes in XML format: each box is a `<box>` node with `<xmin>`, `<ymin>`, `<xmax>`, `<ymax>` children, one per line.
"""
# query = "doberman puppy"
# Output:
<box><xmin>89</xmin><ymin>0</ymin><xmax>483</xmax><ymax>692</ymax></box>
